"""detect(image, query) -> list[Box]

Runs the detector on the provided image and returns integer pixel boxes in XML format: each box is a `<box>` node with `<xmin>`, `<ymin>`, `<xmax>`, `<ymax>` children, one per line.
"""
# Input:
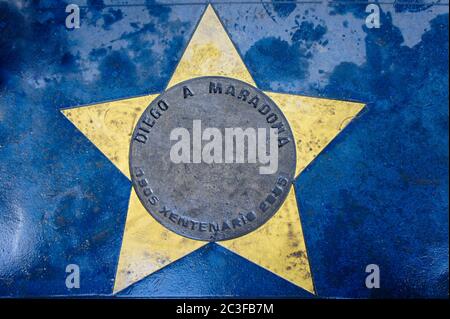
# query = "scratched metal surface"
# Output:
<box><xmin>0</xmin><ymin>0</ymin><xmax>448</xmax><ymax>298</ymax></box>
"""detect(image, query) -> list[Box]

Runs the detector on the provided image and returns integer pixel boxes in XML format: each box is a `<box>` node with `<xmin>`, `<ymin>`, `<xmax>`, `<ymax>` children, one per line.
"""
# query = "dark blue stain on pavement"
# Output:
<box><xmin>0</xmin><ymin>1</ymin><xmax>448</xmax><ymax>297</ymax></box>
<box><xmin>219</xmin><ymin>2</ymin><xmax>448</xmax><ymax>298</ymax></box>
<box><xmin>296</xmin><ymin>11</ymin><xmax>449</xmax><ymax>298</ymax></box>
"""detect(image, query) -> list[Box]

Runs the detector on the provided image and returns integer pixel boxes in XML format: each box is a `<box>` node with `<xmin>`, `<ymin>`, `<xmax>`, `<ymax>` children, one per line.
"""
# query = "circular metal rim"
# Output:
<box><xmin>129</xmin><ymin>75</ymin><xmax>297</xmax><ymax>242</ymax></box>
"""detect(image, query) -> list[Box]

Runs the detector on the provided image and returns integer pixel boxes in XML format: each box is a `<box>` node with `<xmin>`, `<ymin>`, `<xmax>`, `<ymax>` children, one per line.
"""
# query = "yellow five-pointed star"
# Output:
<box><xmin>61</xmin><ymin>5</ymin><xmax>364</xmax><ymax>295</ymax></box>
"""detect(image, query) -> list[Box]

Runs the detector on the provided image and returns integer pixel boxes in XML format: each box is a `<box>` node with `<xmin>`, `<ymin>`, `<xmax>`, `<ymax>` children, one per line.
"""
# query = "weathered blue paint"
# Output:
<box><xmin>0</xmin><ymin>0</ymin><xmax>448</xmax><ymax>298</ymax></box>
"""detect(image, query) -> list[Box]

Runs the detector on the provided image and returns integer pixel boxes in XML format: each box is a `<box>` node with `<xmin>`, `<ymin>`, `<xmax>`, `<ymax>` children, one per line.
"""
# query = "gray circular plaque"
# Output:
<box><xmin>129</xmin><ymin>76</ymin><xmax>296</xmax><ymax>241</ymax></box>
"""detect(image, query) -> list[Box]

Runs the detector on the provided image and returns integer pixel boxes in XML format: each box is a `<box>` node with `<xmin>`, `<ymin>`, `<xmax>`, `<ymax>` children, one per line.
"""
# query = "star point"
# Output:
<box><xmin>166</xmin><ymin>5</ymin><xmax>256</xmax><ymax>88</ymax></box>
